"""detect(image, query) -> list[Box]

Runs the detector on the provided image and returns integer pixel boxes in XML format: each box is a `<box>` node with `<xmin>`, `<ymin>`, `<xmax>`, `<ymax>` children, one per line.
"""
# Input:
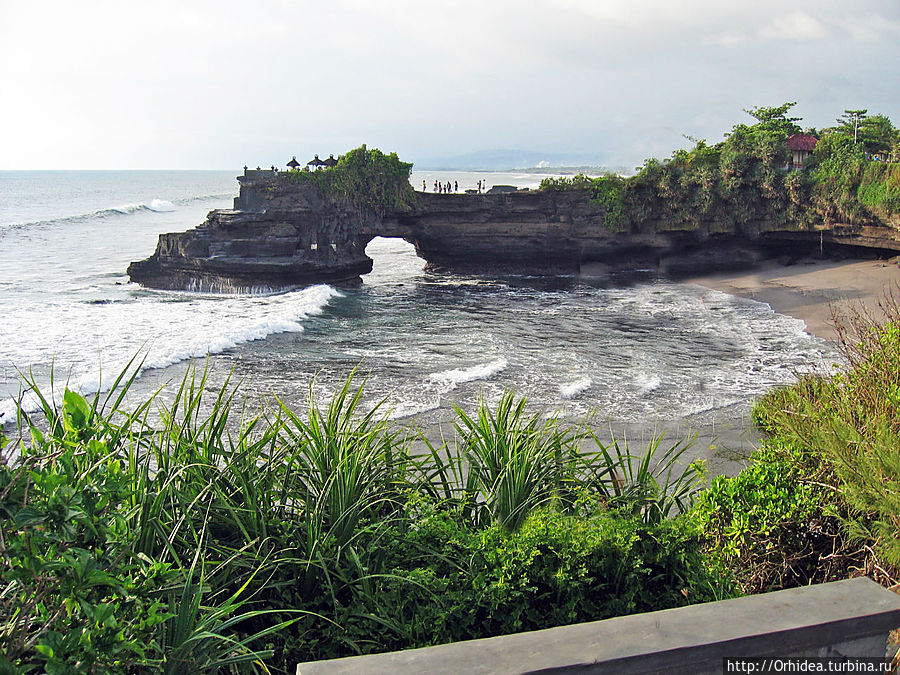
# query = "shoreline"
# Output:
<box><xmin>684</xmin><ymin>257</ymin><xmax>900</xmax><ymax>343</ymax></box>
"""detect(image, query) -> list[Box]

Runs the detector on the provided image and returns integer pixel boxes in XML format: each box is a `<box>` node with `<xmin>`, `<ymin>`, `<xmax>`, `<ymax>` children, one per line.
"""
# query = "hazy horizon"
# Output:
<box><xmin>2</xmin><ymin>0</ymin><xmax>898</xmax><ymax>171</ymax></box>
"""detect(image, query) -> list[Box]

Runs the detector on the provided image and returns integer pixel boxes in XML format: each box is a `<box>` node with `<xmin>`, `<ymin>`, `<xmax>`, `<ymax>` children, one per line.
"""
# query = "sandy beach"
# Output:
<box><xmin>686</xmin><ymin>257</ymin><xmax>900</xmax><ymax>342</ymax></box>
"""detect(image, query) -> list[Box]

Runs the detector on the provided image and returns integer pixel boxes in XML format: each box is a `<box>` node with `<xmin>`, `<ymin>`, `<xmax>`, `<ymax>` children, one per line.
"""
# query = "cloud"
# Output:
<box><xmin>759</xmin><ymin>12</ymin><xmax>828</xmax><ymax>41</ymax></box>
<box><xmin>705</xmin><ymin>33</ymin><xmax>748</xmax><ymax>47</ymax></box>
<box><xmin>1</xmin><ymin>0</ymin><xmax>898</xmax><ymax>168</ymax></box>
<box><xmin>841</xmin><ymin>13</ymin><xmax>900</xmax><ymax>42</ymax></box>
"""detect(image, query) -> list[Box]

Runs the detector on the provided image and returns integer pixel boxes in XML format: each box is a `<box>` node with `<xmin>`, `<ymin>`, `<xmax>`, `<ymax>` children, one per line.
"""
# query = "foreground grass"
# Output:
<box><xmin>0</xmin><ymin>368</ymin><xmax>718</xmax><ymax>674</ymax></box>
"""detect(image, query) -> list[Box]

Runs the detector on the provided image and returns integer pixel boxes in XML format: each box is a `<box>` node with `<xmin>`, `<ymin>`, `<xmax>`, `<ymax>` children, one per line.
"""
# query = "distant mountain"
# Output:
<box><xmin>414</xmin><ymin>149</ymin><xmax>607</xmax><ymax>171</ymax></box>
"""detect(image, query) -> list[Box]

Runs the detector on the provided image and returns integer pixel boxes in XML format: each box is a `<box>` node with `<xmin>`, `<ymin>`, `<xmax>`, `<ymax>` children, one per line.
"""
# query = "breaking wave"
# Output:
<box><xmin>427</xmin><ymin>358</ymin><xmax>509</xmax><ymax>390</ymax></box>
<box><xmin>560</xmin><ymin>377</ymin><xmax>592</xmax><ymax>399</ymax></box>
<box><xmin>3</xmin><ymin>193</ymin><xmax>232</xmax><ymax>230</ymax></box>
<box><xmin>0</xmin><ymin>284</ymin><xmax>341</xmax><ymax>426</ymax></box>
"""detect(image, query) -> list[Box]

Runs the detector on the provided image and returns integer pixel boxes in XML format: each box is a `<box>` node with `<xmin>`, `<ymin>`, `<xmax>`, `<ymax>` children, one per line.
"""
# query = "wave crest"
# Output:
<box><xmin>3</xmin><ymin>193</ymin><xmax>233</xmax><ymax>230</ymax></box>
<box><xmin>427</xmin><ymin>358</ymin><xmax>508</xmax><ymax>390</ymax></box>
<box><xmin>560</xmin><ymin>377</ymin><xmax>592</xmax><ymax>399</ymax></box>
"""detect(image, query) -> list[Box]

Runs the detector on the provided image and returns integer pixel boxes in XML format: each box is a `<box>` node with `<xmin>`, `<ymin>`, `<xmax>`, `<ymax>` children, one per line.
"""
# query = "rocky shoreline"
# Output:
<box><xmin>128</xmin><ymin>167</ymin><xmax>900</xmax><ymax>292</ymax></box>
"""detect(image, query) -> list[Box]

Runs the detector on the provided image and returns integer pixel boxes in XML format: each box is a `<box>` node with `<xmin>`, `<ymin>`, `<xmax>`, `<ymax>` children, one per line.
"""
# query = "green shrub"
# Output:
<box><xmin>284</xmin><ymin>145</ymin><xmax>416</xmax><ymax>214</ymax></box>
<box><xmin>311</xmin><ymin>506</ymin><xmax>728</xmax><ymax>660</ymax></box>
<box><xmin>0</xmin><ymin>365</ymin><xmax>728</xmax><ymax>672</ymax></box>
<box><xmin>692</xmin><ymin>438</ymin><xmax>848</xmax><ymax>593</ymax></box>
<box><xmin>0</xmin><ymin>372</ymin><xmax>288</xmax><ymax>674</ymax></box>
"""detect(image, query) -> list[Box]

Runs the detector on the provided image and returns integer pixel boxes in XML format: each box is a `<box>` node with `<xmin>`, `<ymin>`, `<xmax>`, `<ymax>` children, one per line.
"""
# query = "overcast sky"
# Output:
<box><xmin>2</xmin><ymin>0</ymin><xmax>899</xmax><ymax>170</ymax></box>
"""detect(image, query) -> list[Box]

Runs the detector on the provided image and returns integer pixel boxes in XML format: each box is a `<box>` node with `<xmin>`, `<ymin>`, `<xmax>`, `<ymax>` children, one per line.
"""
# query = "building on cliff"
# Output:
<box><xmin>787</xmin><ymin>133</ymin><xmax>818</xmax><ymax>169</ymax></box>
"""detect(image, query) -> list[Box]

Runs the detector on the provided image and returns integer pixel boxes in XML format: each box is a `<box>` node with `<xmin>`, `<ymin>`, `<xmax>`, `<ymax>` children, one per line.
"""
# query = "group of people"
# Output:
<box><xmin>427</xmin><ymin>180</ymin><xmax>458</xmax><ymax>194</ymax></box>
<box><xmin>420</xmin><ymin>179</ymin><xmax>488</xmax><ymax>194</ymax></box>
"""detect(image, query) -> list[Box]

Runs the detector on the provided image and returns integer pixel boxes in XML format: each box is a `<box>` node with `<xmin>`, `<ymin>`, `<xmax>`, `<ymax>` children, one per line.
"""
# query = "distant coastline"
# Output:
<box><xmin>416</xmin><ymin>164</ymin><xmax>619</xmax><ymax>175</ymax></box>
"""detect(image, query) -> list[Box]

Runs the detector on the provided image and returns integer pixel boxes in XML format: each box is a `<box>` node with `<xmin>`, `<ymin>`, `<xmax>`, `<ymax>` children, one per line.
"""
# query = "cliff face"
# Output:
<box><xmin>128</xmin><ymin>169</ymin><xmax>900</xmax><ymax>292</ymax></box>
<box><xmin>128</xmin><ymin>172</ymin><xmax>377</xmax><ymax>292</ymax></box>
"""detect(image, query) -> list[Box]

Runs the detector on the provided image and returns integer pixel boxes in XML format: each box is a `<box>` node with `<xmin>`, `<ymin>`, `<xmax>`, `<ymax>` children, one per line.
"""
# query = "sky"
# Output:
<box><xmin>2</xmin><ymin>0</ymin><xmax>899</xmax><ymax>170</ymax></box>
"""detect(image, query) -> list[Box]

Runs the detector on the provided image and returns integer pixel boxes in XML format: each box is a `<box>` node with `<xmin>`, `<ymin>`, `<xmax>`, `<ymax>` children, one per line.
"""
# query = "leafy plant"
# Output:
<box><xmin>284</xmin><ymin>145</ymin><xmax>417</xmax><ymax>214</ymax></box>
<box><xmin>452</xmin><ymin>391</ymin><xmax>581</xmax><ymax>531</ymax></box>
<box><xmin>584</xmin><ymin>432</ymin><xmax>706</xmax><ymax>524</ymax></box>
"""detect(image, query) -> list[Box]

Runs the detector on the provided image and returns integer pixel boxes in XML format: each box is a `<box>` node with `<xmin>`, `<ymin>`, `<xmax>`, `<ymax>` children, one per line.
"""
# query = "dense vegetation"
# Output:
<box><xmin>541</xmin><ymin>103</ymin><xmax>900</xmax><ymax>230</ymax></box>
<box><xmin>696</xmin><ymin>297</ymin><xmax>900</xmax><ymax>594</ymax></box>
<box><xmin>8</xmin><ymin>299</ymin><xmax>899</xmax><ymax>673</ymax></box>
<box><xmin>283</xmin><ymin>145</ymin><xmax>417</xmax><ymax>214</ymax></box>
<box><xmin>0</xmin><ymin>371</ymin><xmax>725</xmax><ymax>673</ymax></box>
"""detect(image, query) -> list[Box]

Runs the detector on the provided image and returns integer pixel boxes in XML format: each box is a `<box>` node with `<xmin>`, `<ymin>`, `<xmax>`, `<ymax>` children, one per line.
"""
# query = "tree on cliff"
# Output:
<box><xmin>285</xmin><ymin>145</ymin><xmax>416</xmax><ymax>214</ymax></box>
<box><xmin>835</xmin><ymin>113</ymin><xmax>899</xmax><ymax>156</ymax></box>
<box><xmin>742</xmin><ymin>102</ymin><xmax>803</xmax><ymax>138</ymax></box>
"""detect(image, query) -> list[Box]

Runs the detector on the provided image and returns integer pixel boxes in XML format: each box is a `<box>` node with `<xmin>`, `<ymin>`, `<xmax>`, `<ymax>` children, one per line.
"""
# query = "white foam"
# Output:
<box><xmin>560</xmin><ymin>377</ymin><xmax>592</xmax><ymax>399</ymax></box>
<box><xmin>0</xmin><ymin>284</ymin><xmax>341</xmax><ymax>427</ymax></box>
<box><xmin>635</xmin><ymin>371</ymin><xmax>661</xmax><ymax>394</ymax></box>
<box><xmin>387</xmin><ymin>397</ymin><xmax>441</xmax><ymax>421</ymax></box>
<box><xmin>148</xmin><ymin>199</ymin><xmax>176</xmax><ymax>212</ymax></box>
<box><xmin>427</xmin><ymin>358</ymin><xmax>508</xmax><ymax>390</ymax></box>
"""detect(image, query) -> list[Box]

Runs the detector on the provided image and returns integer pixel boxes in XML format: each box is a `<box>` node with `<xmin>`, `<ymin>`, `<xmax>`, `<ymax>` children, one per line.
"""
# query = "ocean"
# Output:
<box><xmin>0</xmin><ymin>169</ymin><xmax>834</xmax><ymax>472</ymax></box>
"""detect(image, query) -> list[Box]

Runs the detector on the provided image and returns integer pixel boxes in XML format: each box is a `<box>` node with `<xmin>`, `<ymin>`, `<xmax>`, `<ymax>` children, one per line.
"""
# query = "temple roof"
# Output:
<box><xmin>787</xmin><ymin>133</ymin><xmax>818</xmax><ymax>152</ymax></box>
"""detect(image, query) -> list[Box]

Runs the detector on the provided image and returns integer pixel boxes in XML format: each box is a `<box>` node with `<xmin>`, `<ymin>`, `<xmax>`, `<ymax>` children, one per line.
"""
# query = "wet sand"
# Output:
<box><xmin>686</xmin><ymin>258</ymin><xmax>900</xmax><ymax>342</ymax></box>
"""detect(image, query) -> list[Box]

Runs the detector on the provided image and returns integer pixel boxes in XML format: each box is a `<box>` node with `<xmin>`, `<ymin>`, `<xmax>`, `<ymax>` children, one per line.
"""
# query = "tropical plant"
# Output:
<box><xmin>452</xmin><ymin>391</ymin><xmax>582</xmax><ymax>531</ymax></box>
<box><xmin>584</xmin><ymin>432</ymin><xmax>706</xmax><ymax>524</ymax></box>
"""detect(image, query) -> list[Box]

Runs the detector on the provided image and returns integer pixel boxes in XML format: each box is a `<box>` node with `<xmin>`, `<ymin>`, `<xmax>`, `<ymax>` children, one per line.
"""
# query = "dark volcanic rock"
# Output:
<box><xmin>128</xmin><ymin>169</ymin><xmax>900</xmax><ymax>292</ymax></box>
<box><xmin>128</xmin><ymin>173</ymin><xmax>376</xmax><ymax>292</ymax></box>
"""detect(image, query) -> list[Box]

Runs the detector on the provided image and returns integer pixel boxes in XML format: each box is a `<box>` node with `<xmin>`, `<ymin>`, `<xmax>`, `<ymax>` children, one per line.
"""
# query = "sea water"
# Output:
<box><xmin>0</xmin><ymin>169</ymin><xmax>835</xmax><ymax>469</ymax></box>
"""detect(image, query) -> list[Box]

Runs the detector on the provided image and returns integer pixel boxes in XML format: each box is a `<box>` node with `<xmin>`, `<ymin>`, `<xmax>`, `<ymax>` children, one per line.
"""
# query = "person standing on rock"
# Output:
<box><xmin>454</xmin><ymin>180</ymin><xmax>458</xmax><ymax>192</ymax></box>
<box><xmin>423</xmin><ymin>180</ymin><xmax>427</xmax><ymax>192</ymax></box>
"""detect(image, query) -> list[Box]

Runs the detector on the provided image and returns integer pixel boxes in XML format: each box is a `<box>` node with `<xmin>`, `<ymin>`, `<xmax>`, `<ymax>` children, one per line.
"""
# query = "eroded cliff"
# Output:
<box><xmin>128</xmin><ymin>168</ymin><xmax>900</xmax><ymax>292</ymax></box>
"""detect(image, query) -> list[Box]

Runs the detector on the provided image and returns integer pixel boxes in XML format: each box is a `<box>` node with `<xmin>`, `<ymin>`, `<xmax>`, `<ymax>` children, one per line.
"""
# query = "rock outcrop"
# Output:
<box><xmin>128</xmin><ymin>168</ymin><xmax>900</xmax><ymax>292</ymax></box>
<box><xmin>128</xmin><ymin>170</ymin><xmax>377</xmax><ymax>292</ymax></box>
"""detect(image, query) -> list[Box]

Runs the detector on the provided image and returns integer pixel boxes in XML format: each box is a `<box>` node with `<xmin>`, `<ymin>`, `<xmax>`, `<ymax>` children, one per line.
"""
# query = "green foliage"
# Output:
<box><xmin>0</xmin><ymin>369</ymin><xmax>286</xmax><ymax>673</ymax></box>
<box><xmin>584</xmin><ymin>433</ymin><xmax>706</xmax><ymax>524</ymax></box>
<box><xmin>452</xmin><ymin>391</ymin><xmax>581</xmax><ymax>531</ymax></box>
<box><xmin>549</xmin><ymin>104</ymin><xmax>899</xmax><ymax>233</ymax></box>
<box><xmin>0</xmin><ymin>363</ymin><xmax>714</xmax><ymax>671</ymax></box>
<box><xmin>538</xmin><ymin>174</ymin><xmax>594</xmax><ymax>192</ymax></box>
<box><xmin>621</xmin><ymin>104</ymin><xmax>819</xmax><ymax>231</ymax></box>
<box><xmin>857</xmin><ymin>114</ymin><xmax>899</xmax><ymax>156</ymax></box>
<box><xmin>589</xmin><ymin>175</ymin><xmax>628</xmax><ymax>231</ymax></box>
<box><xmin>692</xmin><ymin>438</ymin><xmax>844</xmax><ymax>593</ymax></box>
<box><xmin>285</xmin><ymin>145</ymin><xmax>417</xmax><ymax>214</ymax></box>
<box><xmin>726</xmin><ymin>303</ymin><xmax>900</xmax><ymax>589</ymax></box>
<box><xmin>830</xmin><ymin>110</ymin><xmax>900</xmax><ymax>156</ymax></box>
<box><xmin>328</xmin><ymin>506</ymin><xmax>728</xmax><ymax>654</ymax></box>
<box><xmin>743</xmin><ymin>102</ymin><xmax>803</xmax><ymax>137</ymax></box>
<box><xmin>278</xmin><ymin>371</ymin><xmax>409</xmax><ymax>547</ymax></box>
<box><xmin>858</xmin><ymin>162</ymin><xmax>900</xmax><ymax>214</ymax></box>
<box><xmin>538</xmin><ymin>173</ymin><xmax>627</xmax><ymax>230</ymax></box>
<box><xmin>807</xmin><ymin>132</ymin><xmax>871</xmax><ymax>223</ymax></box>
